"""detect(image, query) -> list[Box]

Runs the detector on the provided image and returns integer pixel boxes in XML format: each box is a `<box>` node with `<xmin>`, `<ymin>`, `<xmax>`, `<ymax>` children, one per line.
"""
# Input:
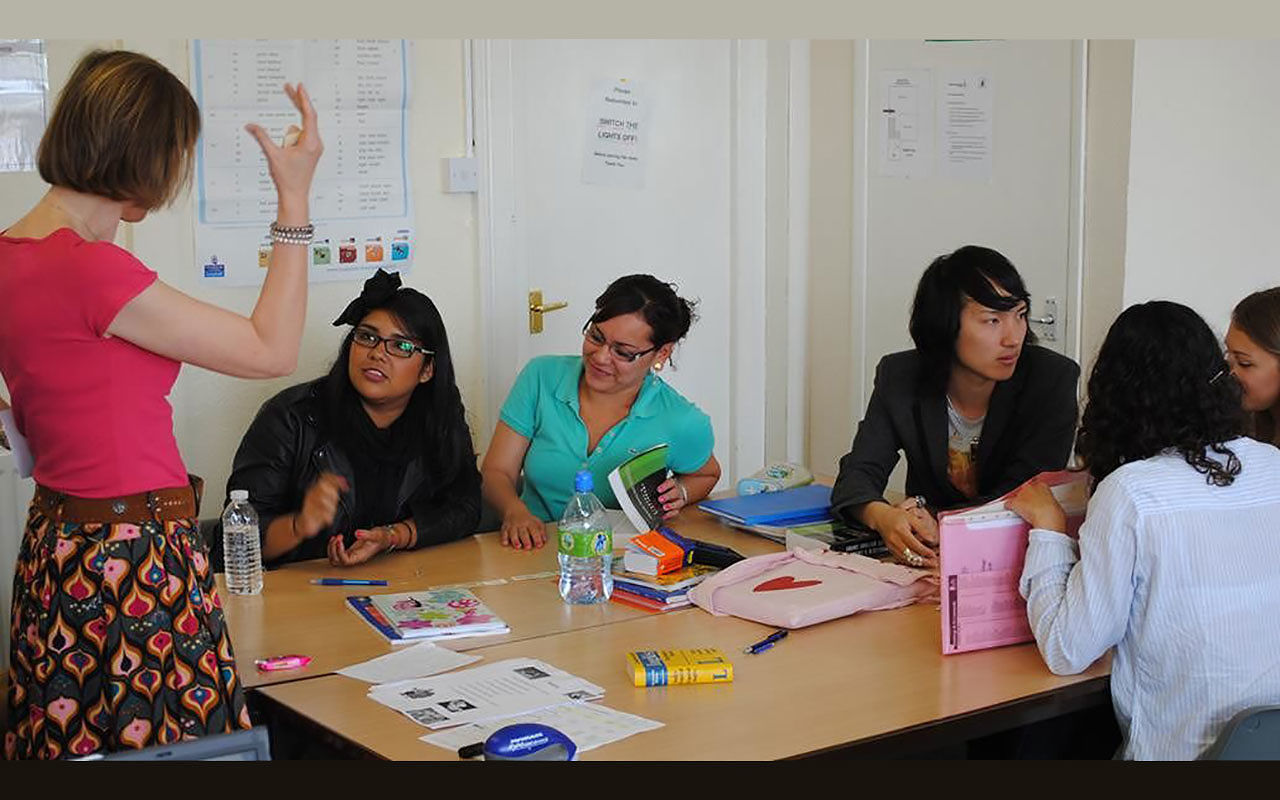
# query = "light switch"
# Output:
<box><xmin>444</xmin><ymin>157</ymin><xmax>478</xmax><ymax>193</ymax></box>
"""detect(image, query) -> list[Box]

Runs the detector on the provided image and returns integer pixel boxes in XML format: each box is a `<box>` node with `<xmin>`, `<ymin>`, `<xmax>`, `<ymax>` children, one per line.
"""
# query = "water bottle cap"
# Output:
<box><xmin>573</xmin><ymin>470</ymin><xmax>593</xmax><ymax>492</ymax></box>
<box><xmin>230</xmin><ymin>489</ymin><xmax>249</xmax><ymax>502</ymax></box>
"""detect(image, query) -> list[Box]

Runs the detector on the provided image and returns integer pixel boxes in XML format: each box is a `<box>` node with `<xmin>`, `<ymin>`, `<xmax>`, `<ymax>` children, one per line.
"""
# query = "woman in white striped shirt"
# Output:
<box><xmin>1008</xmin><ymin>301</ymin><xmax>1280</xmax><ymax>760</ymax></box>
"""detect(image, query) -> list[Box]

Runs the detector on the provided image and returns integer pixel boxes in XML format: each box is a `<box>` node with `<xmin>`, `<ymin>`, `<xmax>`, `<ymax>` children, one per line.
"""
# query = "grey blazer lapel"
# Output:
<box><xmin>914</xmin><ymin>393</ymin><xmax>950</xmax><ymax>493</ymax></box>
<box><xmin>976</xmin><ymin>369</ymin><xmax>1022</xmax><ymax>486</ymax></box>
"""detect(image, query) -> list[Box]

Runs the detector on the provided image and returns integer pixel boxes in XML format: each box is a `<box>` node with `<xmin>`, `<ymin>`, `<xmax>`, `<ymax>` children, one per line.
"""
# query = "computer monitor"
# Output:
<box><xmin>80</xmin><ymin>727</ymin><xmax>271</xmax><ymax>761</ymax></box>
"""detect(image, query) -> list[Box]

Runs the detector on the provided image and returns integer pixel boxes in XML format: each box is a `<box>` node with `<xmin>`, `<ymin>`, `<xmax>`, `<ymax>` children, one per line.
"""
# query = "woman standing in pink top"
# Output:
<box><xmin>0</xmin><ymin>50</ymin><xmax>322</xmax><ymax>759</ymax></box>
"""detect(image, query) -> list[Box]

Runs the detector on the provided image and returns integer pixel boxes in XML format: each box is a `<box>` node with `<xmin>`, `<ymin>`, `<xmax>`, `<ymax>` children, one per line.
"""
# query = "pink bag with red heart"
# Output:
<box><xmin>686</xmin><ymin>547</ymin><xmax>939</xmax><ymax>629</ymax></box>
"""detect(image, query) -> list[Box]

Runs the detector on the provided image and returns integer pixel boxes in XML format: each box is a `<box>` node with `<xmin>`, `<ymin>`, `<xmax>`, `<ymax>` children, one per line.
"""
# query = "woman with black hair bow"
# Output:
<box><xmin>830</xmin><ymin>245</ymin><xmax>1080</xmax><ymax>568</ymax></box>
<box><xmin>224</xmin><ymin>269</ymin><xmax>481</xmax><ymax>567</ymax></box>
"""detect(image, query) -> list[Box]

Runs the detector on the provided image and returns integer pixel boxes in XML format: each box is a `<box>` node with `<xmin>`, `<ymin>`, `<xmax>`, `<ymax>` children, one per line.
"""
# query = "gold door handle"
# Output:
<box><xmin>529</xmin><ymin>290</ymin><xmax>569</xmax><ymax>334</ymax></box>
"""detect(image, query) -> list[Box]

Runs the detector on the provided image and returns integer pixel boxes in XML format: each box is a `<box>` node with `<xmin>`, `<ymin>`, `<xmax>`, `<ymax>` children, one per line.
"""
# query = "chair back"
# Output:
<box><xmin>1200</xmin><ymin>705</ymin><xmax>1280</xmax><ymax>760</ymax></box>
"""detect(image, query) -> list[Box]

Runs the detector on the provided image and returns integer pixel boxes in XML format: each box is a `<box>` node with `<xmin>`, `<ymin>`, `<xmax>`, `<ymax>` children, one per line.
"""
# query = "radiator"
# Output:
<box><xmin>0</xmin><ymin>452</ymin><xmax>34</xmax><ymax>673</ymax></box>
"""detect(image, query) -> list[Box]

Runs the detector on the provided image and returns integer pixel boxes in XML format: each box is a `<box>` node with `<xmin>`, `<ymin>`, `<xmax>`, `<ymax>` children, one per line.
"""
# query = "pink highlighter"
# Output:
<box><xmin>255</xmin><ymin>655</ymin><xmax>312</xmax><ymax>672</ymax></box>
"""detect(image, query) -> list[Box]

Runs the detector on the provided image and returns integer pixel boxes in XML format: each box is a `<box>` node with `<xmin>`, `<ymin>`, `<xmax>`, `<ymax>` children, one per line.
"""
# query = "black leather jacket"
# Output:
<box><xmin>223</xmin><ymin>379</ymin><xmax>480</xmax><ymax>567</ymax></box>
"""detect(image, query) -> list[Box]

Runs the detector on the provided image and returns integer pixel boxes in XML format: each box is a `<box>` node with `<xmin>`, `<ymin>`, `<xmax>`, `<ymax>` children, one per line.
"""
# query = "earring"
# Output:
<box><xmin>653</xmin><ymin>361</ymin><xmax>665</xmax><ymax>372</ymax></box>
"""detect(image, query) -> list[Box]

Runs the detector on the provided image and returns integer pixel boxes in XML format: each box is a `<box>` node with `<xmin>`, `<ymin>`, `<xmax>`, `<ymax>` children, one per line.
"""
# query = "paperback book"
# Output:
<box><xmin>626</xmin><ymin>648</ymin><xmax>734</xmax><ymax>687</ymax></box>
<box><xmin>347</xmin><ymin>587</ymin><xmax>510</xmax><ymax>644</ymax></box>
<box><xmin>608</xmin><ymin>443</ymin><xmax>671</xmax><ymax>534</ymax></box>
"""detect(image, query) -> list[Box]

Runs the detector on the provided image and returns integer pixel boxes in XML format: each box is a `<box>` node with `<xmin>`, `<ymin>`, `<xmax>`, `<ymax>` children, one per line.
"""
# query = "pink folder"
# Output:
<box><xmin>938</xmin><ymin>470</ymin><xmax>1088</xmax><ymax>655</ymax></box>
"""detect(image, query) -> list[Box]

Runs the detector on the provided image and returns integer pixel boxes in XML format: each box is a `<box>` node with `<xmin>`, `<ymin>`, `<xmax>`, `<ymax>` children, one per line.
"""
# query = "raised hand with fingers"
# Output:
<box><xmin>244</xmin><ymin>82</ymin><xmax>324</xmax><ymax>219</ymax></box>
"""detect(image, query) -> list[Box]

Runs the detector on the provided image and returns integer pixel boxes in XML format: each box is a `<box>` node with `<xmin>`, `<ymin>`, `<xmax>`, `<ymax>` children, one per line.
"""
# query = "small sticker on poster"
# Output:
<box><xmin>582</xmin><ymin>78</ymin><xmax>650</xmax><ymax>189</ymax></box>
<box><xmin>938</xmin><ymin>72</ymin><xmax>993</xmax><ymax>180</ymax></box>
<box><xmin>877</xmin><ymin>69</ymin><xmax>933</xmax><ymax>179</ymax></box>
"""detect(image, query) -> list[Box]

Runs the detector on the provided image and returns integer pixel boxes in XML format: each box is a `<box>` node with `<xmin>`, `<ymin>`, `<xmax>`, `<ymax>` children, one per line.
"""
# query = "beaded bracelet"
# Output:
<box><xmin>270</xmin><ymin>221</ymin><xmax>315</xmax><ymax>246</ymax></box>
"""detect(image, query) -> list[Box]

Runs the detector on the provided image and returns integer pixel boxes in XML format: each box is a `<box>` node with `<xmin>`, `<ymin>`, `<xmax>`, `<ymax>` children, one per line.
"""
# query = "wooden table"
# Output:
<box><xmin>220</xmin><ymin>512</ymin><xmax>783</xmax><ymax>688</ymax></box>
<box><xmin>226</xmin><ymin>505</ymin><xmax>1111</xmax><ymax>759</ymax></box>
<box><xmin>254</xmin><ymin>602</ymin><xmax>1110</xmax><ymax>760</ymax></box>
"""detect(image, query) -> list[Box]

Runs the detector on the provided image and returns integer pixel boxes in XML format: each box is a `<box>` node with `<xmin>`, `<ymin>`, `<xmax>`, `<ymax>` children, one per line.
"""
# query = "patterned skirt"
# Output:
<box><xmin>5</xmin><ymin>499</ymin><xmax>250</xmax><ymax>759</ymax></box>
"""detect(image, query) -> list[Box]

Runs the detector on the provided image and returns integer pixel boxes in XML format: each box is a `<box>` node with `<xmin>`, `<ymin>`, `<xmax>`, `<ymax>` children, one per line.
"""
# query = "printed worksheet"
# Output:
<box><xmin>366</xmin><ymin>658</ymin><xmax>605</xmax><ymax>729</ymax></box>
<box><xmin>337</xmin><ymin>641</ymin><xmax>481</xmax><ymax>684</ymax></box>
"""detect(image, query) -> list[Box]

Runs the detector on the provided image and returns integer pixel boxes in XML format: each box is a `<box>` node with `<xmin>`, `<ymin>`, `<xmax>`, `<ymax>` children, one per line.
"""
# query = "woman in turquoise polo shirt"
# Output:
<box><xmin>482</xmin><ymin>274</ymin><xmax>721</xmax><ymax>549</ymax></box>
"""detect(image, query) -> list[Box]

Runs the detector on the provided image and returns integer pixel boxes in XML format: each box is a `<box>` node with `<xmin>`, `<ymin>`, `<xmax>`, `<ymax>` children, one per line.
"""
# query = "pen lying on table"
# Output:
<box><xmin>744</xmin><ymin>629</ymin><xmax>788</xmax><ymax>655</ymax></box>
<box><xmin>310</xmin><ymin>578</ymin><xmax>388</xmax><ymax>586</ymax></box>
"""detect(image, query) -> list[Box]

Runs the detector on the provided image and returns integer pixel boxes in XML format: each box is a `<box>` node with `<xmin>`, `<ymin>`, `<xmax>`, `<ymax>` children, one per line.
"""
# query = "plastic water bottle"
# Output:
<box><xmin>557</xmin><ymin>470</ymin><xmax>613</xmax><ymax>604</ymax></box>
<box><xmin>222</xmin><ymin>489</ymin><xmax>263</xmax><ymax>595</ymax></box>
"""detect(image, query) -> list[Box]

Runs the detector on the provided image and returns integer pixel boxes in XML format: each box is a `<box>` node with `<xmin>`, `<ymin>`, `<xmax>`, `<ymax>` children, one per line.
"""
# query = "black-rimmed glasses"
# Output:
<box><xmin>352</xmin><ymin>327</ymin><xmax>434</xmax><ymax>359</ymax></box>
<box><xmin>582</xmin><ymin>322</ymin><xmax>658</xmax><ymax>363</ymax></box>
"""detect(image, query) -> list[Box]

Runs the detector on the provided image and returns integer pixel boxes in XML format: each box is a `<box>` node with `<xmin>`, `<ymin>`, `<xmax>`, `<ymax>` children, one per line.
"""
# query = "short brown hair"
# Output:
<box><xmin>38</xmin><ymin>49</ymin><xmax>200</xmax><ymax>209</ymax></box>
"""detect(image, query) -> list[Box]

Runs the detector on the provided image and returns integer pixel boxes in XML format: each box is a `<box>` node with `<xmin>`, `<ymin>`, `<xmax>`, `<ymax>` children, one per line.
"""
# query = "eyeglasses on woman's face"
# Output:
<box><xmin>582</xmin><ymin>321</ymin><xmax>658</xmax><ymax>363</ymax></box>
<box><xmin>352</xmin><ymin>326</ymin><xmax>434</xmax><ymax>359</ymax></box>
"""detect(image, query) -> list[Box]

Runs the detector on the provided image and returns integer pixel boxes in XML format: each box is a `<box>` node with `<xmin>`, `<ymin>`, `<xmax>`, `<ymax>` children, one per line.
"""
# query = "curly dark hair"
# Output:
<box><xmin>1076</xmin><ymin>301</ymin><xmax>1245</xmax><ymax>486</ymax></box>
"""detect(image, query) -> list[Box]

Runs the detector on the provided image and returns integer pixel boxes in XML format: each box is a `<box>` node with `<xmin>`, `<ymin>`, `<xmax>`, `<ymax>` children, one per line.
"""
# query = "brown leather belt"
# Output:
<box><xmin>33</xmin><ymin>476</ymin><xmax>204</xmax><ymax>524</ymax></box>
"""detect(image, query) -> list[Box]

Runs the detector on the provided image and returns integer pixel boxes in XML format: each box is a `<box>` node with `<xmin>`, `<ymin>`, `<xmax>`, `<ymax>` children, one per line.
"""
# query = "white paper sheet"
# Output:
<box><xmin>877</xmin><ymin>69</ymin><xmax>933</xmax><ymax>179</ymax></box>
<box><xmin>422</xmin><ymin>702</ymin><xmax>664</xmax><ymax>756</ymax></box>
<box><xmin>337</xmin><ymin>641</ymin><xmax>481</xmax><ymax>683</ymax></box>
<box><xmin>581</xmin><ymin>77</ymin><xmax>650</xmax><ymax>189</ymax></box>
<box><xmin>367</xmin><ymin>658</ymin><xmax>605</xmax><ymax>730</ymax></box>
<box><xmin>938</xmin><ymin>71</ymin><xmax>994</xmax><ymax>180</ymax></box>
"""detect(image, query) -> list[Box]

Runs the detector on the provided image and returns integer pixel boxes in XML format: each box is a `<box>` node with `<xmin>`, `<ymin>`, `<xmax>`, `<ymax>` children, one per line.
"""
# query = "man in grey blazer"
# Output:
<box><xmin>830</xmin><ymin>246</ymin><xmax>1080</xmax><ymax>568</ymax></box>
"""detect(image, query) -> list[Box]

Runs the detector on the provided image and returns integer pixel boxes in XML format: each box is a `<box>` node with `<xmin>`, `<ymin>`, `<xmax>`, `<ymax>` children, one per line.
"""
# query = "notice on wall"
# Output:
<box><xmin>938</xmin><ymin>72</ymin><xmax>993</xmax><ymax>180</ymax></box>
<box><xmin>191</xmin><ymin>39</ymin><xmax>414</xmax><ymax>286</ymax></box>
<box><xmin>0</xmin><ymin>39</ymin><xmax>48</xmax><ymax>173</ymax></box>
<box><xmin>876</xmin><ymin>70</ymin><xmax>933</xmax><ymax>179</ymax></box>
<box><xmin>582</xmin><ymin>78</ymin><xmax>650</xmax><ymax>189</ymax></box>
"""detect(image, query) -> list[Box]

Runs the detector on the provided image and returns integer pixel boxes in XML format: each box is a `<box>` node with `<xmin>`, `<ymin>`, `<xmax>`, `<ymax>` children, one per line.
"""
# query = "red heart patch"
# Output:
<box><xmin>753</xmin><ymin>575</ymin><xmax>822</xmax><ymax>592</ymax></box>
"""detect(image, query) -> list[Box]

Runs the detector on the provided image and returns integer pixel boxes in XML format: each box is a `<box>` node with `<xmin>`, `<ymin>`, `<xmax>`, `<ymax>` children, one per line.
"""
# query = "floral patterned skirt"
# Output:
<box><xmin>5</xmin><ymin>499</ymin><xmax>250</xmax><ymax>759</ymax></box>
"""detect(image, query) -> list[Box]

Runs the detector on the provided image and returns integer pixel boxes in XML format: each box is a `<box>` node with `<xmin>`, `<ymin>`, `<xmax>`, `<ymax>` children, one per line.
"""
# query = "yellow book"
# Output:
<box><xmin>627</xmin><ymin>648</ymin><xmax>734</xmax><ymax>687</ymax></box>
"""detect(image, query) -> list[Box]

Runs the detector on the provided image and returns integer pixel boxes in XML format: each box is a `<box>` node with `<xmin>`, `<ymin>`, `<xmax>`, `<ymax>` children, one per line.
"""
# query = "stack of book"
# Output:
<box><xmin>610</xmin><ymin>562</ymin><xmax>718</xmax><ymax>613</ymax></box>
<box><xmin>698</xmin><ymin>484</ymin><xmax>889</xmax><ymax>559</ymax></box>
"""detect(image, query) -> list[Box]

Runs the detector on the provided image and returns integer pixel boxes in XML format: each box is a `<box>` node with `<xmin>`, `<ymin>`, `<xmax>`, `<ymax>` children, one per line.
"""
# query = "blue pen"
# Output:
<box><xmin>744</xmin><ymin>629</ymin><xmax>788</xmax><ymax>654</ymax></box>
<box><xmin>310</xmin><ymin>578</ymin><xmax>388</xmax><ymax>586</ymax></box>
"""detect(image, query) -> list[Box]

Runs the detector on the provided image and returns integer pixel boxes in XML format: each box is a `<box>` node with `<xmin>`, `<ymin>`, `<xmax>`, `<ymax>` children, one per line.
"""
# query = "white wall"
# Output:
<box><xmin>1125</xmin><ymin>40</ymin><xmax>1280</xmax><ymax>333</ymax></box>
<box><xmin>0</xmin><ymin>40</ymin><xmax>483</xmax><ymax>520</ymax></box>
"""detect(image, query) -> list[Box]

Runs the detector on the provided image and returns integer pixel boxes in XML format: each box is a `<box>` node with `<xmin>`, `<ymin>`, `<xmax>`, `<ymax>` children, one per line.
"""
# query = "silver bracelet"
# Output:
<box><xmin>270</xmin><ymin>221</ymin><xmax>315</xmax><ymax>246</ymax></box>
<box><xmin>677</xmin><ymin>479</ymin><xmax>689</xmax><ymax>504</ymax></box>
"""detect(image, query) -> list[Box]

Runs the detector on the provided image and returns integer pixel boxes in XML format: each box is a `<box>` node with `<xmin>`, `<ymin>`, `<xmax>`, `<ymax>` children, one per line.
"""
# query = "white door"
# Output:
<box><xmin>856</xmin><ymin>40</ymin><xmax>1083</xmax><ymax>377</ymax></box>
<box><xmin>851</xmin><ymin>40</ymin><xmax>1084</xmax><ymax>492</ymax></box>
<box><xmin>477</xmin><ymin>40</ymin><xmax>775</xmax><ymax>485</ymax></box>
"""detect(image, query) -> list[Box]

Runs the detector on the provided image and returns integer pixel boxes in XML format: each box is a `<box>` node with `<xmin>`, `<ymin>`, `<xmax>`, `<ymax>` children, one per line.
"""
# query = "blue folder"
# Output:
<box><xmin>697</xmin><ymin>484</ymin><xmax>833</xmax><ymax>526</ymax></box>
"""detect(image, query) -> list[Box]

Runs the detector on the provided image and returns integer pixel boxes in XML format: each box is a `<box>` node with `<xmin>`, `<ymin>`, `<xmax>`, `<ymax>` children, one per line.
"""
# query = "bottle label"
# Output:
<box><xmin>557</xmin><ymin>527</ymin><xmax>612</xmax><ymax>558</ymax></box>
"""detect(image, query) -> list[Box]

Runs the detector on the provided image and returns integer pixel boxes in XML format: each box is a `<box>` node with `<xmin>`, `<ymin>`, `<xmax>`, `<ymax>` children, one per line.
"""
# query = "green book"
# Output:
<box><xmin>608</xmin><ymin>443</ymin><xmax>670</xmax><ymax>534</ymax></box>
